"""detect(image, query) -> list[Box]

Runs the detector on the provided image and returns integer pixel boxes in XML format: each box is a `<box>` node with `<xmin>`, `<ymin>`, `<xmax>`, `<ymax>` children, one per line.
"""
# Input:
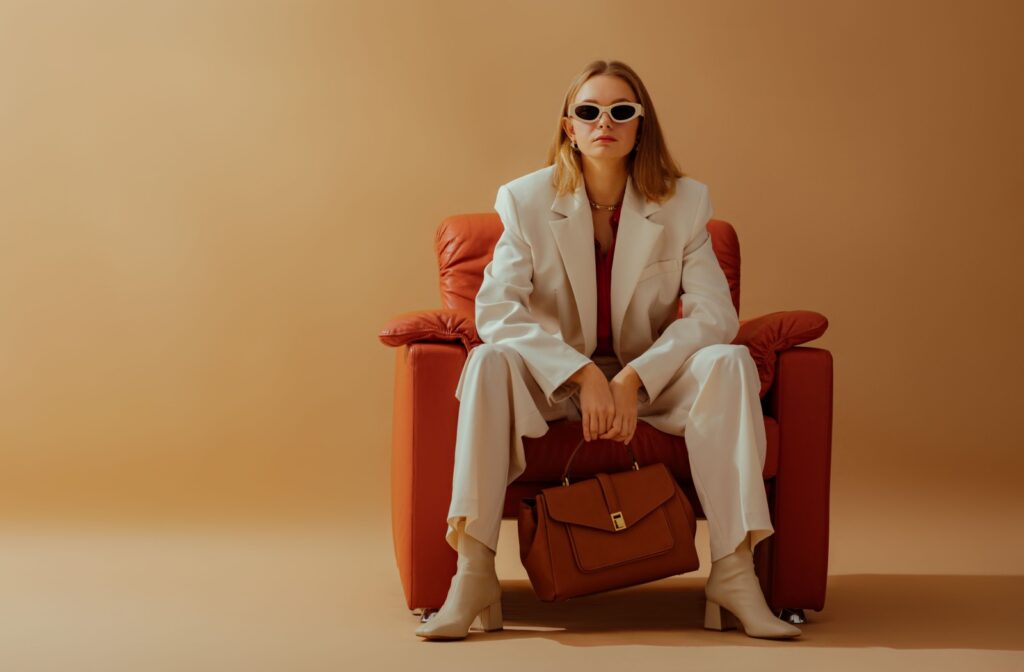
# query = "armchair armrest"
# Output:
<box><xmin>731</xmin><ymin>310</ymin><xmax>829</xmax><ymax>397</ymax></box>
<box><xmin>378</xmin><ymin>308</ymin><xmax>481</xmax><ymax>351</ymax></box>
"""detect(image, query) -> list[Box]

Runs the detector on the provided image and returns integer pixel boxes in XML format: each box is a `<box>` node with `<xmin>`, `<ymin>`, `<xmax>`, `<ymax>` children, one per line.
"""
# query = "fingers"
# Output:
<box><xmin>599</xmin><ymin>415</ymin><xmax>623</xmax><ymax>440</ymax></box>
<box><xmin>598</xmin><ymin>413</ymin><xmax>640</xmax><ymax>443</ymax></box>
<box><xmin>609</xmin><ymin>415</ymin><xmax>638</xmax><ymax>444</ymax></box>
<box><xmin>580</xmin><ymin>376</ymin><xmax>618</xmax><ymax>441</ymax></box>
<box><xmin>584</xmin><ymin>406</ymin><xmax>616</xmax><ymax>441</ymax></box>
<box><xmin>595</xmin><ymin>379</ymin><xmax>641</xmax><ymax>443</ymax></box>
<box><xmin>585</xmin><ymin>411</ymin><xmax>602</xmax><ymax>441</ymax></box>
<box><xmin>591</xmin><ymin>410</ymin><xmax>608</xmax><ymax>440</ymax></box>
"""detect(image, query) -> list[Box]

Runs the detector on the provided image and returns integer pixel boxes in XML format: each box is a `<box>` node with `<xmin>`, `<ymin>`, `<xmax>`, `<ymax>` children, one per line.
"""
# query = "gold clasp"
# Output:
<box><xmin>611</xmin><ymin>511</ymin><xmax>626</xmax><ymax>530</ymax></box>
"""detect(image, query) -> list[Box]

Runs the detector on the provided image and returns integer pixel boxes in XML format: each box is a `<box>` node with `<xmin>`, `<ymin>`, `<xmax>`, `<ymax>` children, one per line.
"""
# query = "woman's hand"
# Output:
<box><xmin>572</xmin><ymin>364</ymin><xmax>617</xmax><ymax>442</ymax></box>
<box><xmin>599</xmin><ymin>365</ymin><xmax>642</xmax><ymax>444</ymax></box>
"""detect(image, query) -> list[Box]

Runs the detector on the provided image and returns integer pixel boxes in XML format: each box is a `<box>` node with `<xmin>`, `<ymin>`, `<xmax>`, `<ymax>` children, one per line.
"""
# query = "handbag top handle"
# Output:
<box><xmin>561</xmin><ymin>438</ymin><xmax>641</xmax><ymax>487</ymax></box>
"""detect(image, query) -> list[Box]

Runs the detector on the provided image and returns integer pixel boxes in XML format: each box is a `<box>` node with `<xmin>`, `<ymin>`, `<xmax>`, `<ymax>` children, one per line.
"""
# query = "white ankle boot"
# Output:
<box><xmin>415</xmin><ymin>519</ymin><xmax>503</xmax><ymax>640</ymax></box>
<box><xmin>704</xmin><ymin>532</ymin><xmax>802</xmax><ymax>639</ymax></box>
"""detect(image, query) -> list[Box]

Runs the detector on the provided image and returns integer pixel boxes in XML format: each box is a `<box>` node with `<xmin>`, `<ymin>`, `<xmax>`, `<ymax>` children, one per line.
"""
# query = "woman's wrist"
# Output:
<box><xmin>614</xmin><ymin>365</ymin><xmax>643</xmax><ymax>390</ymax></box>
<box><xmin>569</xmin><ymin>362</ymin><xmax>599</xmax><ymax>384</ymax></box>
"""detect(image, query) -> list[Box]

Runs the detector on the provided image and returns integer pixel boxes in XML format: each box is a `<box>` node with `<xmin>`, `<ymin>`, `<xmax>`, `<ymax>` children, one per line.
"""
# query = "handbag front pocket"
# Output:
<box><xmin>566</xmin><ymin>507</ymin><xmax>675</xmax><ymax>572</ymax></box>
<box><xmin>542</xmin><ymin>464</ymin><xmax>679</xmax><ymax>572</ymax></box>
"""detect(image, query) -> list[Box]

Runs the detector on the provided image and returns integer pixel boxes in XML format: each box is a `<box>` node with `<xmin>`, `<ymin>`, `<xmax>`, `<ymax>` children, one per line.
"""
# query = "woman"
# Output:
<box><xmin>416</xmin><ymin>60</ymin><xmax>801</xmax><ymax>641</ymax></box>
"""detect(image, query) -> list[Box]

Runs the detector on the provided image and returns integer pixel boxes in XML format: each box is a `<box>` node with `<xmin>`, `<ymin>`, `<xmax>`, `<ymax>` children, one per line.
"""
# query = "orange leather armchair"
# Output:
<box><xmin>378</xmin><ymin>212</ymin><xmax>833</xmax><ymax>625</ymax></box>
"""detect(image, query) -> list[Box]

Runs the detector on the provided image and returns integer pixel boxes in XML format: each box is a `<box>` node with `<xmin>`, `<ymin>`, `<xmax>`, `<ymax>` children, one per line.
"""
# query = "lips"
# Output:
<box><xmin>596</xmin><ymin>136</ymin><xmax>616</xmax><ymax>142</ymax></box>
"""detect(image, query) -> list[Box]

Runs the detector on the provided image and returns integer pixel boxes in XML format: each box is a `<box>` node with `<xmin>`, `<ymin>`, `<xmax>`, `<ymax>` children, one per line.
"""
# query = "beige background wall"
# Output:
<box><xmin>2</xmin><ymin>0</ymin><xmax>1022</xmax><ymax>577</ymax></box>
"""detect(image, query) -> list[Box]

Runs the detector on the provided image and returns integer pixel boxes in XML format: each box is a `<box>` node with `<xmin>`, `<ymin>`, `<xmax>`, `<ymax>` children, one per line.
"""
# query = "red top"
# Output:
<box><xmin>594</xmin><ymin>204</ymin><xmax>622</xmax><ymax>357</ymax></box>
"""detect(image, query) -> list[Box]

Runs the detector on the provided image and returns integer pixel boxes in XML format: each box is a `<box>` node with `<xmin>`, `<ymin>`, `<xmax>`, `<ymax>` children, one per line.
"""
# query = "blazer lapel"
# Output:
<box><xmin>549</xmin><ymin>183</ymin><xmax>596</xmax><ymax>355</ymax></box>
<box><xmin>548</xmin><ymin>174</ymin><xmax>662</xmax><ymax>358</ymax></box>
<box><xmin>611</xmin><ymin>176</ymin><xmax>662</xmax><ymax>356</ymax></box>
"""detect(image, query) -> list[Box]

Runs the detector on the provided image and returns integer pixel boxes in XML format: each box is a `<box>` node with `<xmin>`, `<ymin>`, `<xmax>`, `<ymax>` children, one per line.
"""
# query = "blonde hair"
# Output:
<box><xmin>544</xmin><ymin>60</ymin><xmax>686</xmax><ymax>204</ymax></box>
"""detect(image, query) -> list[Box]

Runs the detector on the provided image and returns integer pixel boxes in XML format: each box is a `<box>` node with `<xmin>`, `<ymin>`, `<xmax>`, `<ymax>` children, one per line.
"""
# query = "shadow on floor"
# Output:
<box><xmin>456</xmin><ymin>574</ymin><xmax>1024</xmax><ymax>648</ymax></box>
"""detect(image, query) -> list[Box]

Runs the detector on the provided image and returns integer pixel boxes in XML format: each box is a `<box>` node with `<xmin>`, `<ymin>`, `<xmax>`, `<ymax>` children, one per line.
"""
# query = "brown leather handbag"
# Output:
<box><xmin>517</xmin><ymin>438</ymin><xmax>700</xmax><ymax>602</ymax></box>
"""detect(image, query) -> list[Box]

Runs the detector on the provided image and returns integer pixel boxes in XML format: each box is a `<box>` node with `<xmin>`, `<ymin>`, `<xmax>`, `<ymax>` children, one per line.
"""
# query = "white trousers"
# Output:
<box><xmin>447</xmin><ymin>342</ymin><xmax>774</xmax><ymax>563</ymax></box>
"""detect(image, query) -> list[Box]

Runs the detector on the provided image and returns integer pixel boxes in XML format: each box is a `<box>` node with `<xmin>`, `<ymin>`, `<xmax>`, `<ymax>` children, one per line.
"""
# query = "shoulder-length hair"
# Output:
<box><xmin>544</xmin><ymin>60</ymin><xmax>686</xmax><ymax>204</ymax></box>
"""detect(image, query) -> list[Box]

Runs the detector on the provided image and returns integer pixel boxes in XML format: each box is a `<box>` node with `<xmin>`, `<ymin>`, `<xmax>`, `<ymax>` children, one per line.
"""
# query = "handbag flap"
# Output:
<box><xmin>542</xmin><ymin>462</ymin><xmax>676</xmax><ymax>532</ymax></box>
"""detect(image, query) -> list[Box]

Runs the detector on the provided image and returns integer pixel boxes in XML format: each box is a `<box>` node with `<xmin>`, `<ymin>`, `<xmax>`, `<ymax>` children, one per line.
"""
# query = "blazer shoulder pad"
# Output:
<box><xmin>502</xmin><ymin>165</ymin><xmax>556</xmax><ymax>200</ymax></box>
<box><xmin>677</xmin><ymin>175</ymin><xmax>707</xmax><ymax>194</ymax></box>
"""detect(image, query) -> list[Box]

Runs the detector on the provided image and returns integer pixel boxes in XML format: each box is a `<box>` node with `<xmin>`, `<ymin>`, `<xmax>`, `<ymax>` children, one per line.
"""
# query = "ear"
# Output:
<box><xmin>561</xmin><ymin>116</ymin><xmax>573</xmax><ymax>141</ymax></box>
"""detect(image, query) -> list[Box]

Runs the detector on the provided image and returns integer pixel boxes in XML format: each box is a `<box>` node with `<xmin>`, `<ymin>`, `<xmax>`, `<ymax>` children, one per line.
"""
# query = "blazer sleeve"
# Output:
<box><xmin>475</xmin><ymin>184</ymin><xmax>593</xmax><ymax>406</ymax></box>
<box><xmin>626</xmin><ymin>184</ymin><xmax>740</xmax><ymax>405</ymax></box>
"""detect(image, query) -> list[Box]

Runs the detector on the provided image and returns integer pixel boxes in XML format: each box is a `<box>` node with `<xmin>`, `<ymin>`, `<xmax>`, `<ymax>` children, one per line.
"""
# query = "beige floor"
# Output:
<box><xmin>1</xmin><ymin>518</ymin><xmax>1022</xmax><ymax>672</ymax></box>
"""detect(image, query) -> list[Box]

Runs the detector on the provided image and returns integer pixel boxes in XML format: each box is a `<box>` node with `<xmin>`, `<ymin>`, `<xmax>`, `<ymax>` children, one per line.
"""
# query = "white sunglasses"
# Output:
<box><xmin>568</xmin><ymin>101</ymin><xmax>644</xmax><ymax>123</ymax></box>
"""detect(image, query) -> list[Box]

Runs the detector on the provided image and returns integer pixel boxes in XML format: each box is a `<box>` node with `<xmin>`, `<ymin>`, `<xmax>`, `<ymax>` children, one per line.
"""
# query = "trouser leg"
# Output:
<box><xmin>445</xmin><ymin>343</ymin><xmax>572</xmax><ymax>554</ymax></box>
<box><xmin>638</xmin><ymin>344</ymin><xmax>773</xmax><ymax>563</ymax></box>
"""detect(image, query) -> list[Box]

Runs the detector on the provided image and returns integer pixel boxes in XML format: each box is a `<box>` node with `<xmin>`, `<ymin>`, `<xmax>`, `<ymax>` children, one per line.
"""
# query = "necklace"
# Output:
<box><xmin>590</xmin><ymin>200</ymin><xmax>621</xmax><ymax>211</ymax></box>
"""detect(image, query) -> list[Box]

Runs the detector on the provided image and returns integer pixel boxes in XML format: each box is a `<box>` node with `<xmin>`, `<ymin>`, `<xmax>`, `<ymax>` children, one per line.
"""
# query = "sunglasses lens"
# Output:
<box><xmin>611</xmin><ymin>104</ymin><xmax>637</xmax><ymax>121</ymax></box>
<box><xmin>573</xmin><ymin>104</ymin><xmax>600</xmax><ymax>121</ymax></box>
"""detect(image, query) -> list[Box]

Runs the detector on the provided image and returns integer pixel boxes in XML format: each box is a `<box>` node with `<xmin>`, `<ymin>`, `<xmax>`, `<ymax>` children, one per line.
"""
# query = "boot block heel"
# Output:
<box><xmin>704</xmin><ymin>599</ymin><xmax>738</xmax><ymax>631</ymax></box>
<box><xmin>475</xmin><ymin>600</ymin><xmax>503</xmax><ymax>632</ymax></box>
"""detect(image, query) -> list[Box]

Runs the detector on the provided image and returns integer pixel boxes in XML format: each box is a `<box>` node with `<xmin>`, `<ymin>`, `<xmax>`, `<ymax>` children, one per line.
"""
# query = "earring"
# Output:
<box><xmin>571</xmin><ymin>138</ymin><xmax>579</xmax><ymax>151</ymax></box>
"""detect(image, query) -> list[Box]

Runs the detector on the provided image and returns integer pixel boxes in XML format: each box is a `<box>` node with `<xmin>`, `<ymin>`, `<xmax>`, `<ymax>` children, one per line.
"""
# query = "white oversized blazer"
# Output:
<box><xmin>476</xmin><ymin>164</ymin><xmax>740</xmax><ymax>410</ymax></box>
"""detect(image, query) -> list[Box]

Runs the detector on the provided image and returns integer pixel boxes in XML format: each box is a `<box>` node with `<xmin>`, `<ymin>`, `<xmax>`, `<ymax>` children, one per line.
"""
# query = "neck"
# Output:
<box><xmin>581</xmin><ymin>157</ymin><xmax>628</xmax><ymax>207</ymax></box>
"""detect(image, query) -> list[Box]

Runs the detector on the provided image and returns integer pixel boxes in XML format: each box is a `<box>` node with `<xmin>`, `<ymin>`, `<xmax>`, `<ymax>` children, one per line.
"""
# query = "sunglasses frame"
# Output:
<box><xmin>568</xmin><ymin>101</ymin><xmax>644</xmax><ymax>124</ymax></box>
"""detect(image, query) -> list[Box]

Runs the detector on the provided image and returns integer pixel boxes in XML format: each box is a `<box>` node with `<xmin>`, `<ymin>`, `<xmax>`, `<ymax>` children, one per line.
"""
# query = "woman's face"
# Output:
<box><xmin>562</xmin><ymin>74</ymin><xmax>641</xmax><ymax>165</ymax></box>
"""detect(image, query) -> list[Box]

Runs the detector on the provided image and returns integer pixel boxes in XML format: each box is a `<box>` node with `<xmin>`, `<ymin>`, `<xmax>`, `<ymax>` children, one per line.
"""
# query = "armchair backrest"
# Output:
<box><xmin>433</xmin><ymin>214</ymin><xmax>742</xmax><ymax>317</ymax></box>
